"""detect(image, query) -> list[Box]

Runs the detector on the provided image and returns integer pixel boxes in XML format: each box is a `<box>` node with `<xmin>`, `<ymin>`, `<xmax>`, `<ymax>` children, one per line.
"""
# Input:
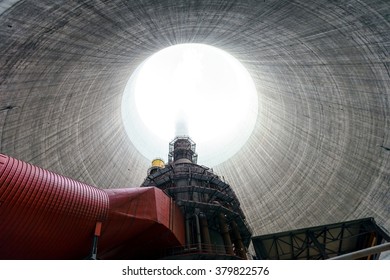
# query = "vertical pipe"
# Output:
<box><xmin>199</xmin><ymin>213</ymin><xmax>211</xmax><ymax>253</ymax></box>
<box><xmin>194</xmin><ymin>213</ymin><xmax>202</xmax><ymax>250</ymax></box>
<box><xmin>218</xmin><ymin>212</ymin><xmax>234</xmax><ymax>255</ymax></box>
<box><xmin>231</xmin><ymin>221</ymin><xmax>247</xmax><ymax>259</ymax></box>
<box><xmin>185</xmin><ymin>214</ymin><xmax>191</xmax><ymax>249</ymax></box>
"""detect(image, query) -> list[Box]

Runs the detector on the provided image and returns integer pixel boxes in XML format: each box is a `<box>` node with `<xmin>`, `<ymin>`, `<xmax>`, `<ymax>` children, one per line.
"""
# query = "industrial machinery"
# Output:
<box><xmin>141</xmin><ymin>136</ymin><xmax>252</xmax><ymax>259</ymax></box>
<box><xmin>0</xmin><ymin>136</ymin><xmax>251</xmax><ymax>259</ymax></box>
<box><xmin>0</xmin><ymin>153</ymin><xmax>184</xmax><ymax>259</ymax></box>
<box><xmin>1</xmin><ymin>136</ymin><xmax>388</xmax><ymax>259</ymax></box>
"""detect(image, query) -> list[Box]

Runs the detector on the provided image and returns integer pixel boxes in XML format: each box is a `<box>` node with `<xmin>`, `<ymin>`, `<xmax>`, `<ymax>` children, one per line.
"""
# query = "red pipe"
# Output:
<box><xmin>0</xmin><ymin>154</ymin><xmax>185</xmax><ymax>259</ymax></box>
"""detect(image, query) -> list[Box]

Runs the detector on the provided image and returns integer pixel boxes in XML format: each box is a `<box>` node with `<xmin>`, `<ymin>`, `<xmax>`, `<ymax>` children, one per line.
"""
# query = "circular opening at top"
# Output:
<box><xmin>122</xmin><ymin>43</ymin><xmax>258</xmax><ymax>167</ymax></box>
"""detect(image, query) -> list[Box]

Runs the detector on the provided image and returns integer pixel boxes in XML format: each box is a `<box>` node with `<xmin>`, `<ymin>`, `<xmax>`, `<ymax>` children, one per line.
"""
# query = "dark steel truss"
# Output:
<box><xmin>252</xmin><ymin>217</ymin><xmax>390</xmax><ymax>260</ymax></box>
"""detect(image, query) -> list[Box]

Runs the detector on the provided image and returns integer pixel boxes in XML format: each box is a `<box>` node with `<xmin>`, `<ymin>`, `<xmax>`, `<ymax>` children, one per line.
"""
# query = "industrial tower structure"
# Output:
<box><xmin>1</xmin><ymin>137</ymin><xmax>389</xmax><ymax>259</ymax></box>
<box><xmin>141</xmin><ymin>136</ymin><xmax>252</xmax><ymax>259</ymax></box>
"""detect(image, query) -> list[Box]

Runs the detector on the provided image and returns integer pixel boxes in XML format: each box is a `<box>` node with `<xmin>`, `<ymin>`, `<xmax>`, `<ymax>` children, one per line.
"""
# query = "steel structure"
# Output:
<box><xmin>142</xmin><ymin>136</ymin><xmax>252</xmax><ymax>259</ymax></box>
<box><xmin>252</xmin><ymin>218</ymin><xmax>390</xmax><ymax>260</ymax></box>
<box><xmin>0</xmin><ymin>136</ymin><xmax>253</xmax><ymax>260</ymax></box>
<box><xmin>1</xmin><ymin>150</ymin><xmax>388</xmax><ymax>260</ymax></box>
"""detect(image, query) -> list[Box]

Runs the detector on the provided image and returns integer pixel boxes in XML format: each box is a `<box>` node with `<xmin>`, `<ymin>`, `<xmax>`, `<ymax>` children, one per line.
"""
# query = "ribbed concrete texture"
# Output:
<box><xmin>0</xmin><ymin>1</ymin><xmax>389</xmax><ymax>236</ymax></box>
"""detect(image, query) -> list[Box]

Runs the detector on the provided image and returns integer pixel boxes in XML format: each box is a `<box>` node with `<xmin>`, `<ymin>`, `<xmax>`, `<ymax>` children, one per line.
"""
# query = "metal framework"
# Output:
<box><xmin>168</xmin><ymin>136</ymin><xmax>198</xmax><ymax>164</ymax></box>
<box><xmin>142</xmin><ymin>136</ymin><xmax>252</xmax><ymax>259</ymax></box>
<box><xmin>252</xmin><ymin>217</ymin><xmax>390</xmax><ymax>260</ymax></box>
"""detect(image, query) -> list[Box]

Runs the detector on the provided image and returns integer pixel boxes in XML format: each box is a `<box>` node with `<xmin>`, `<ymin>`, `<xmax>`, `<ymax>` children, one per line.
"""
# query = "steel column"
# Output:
<box><xmin>231</xmin><ymin>220</ymin><xmax>247</xmax><ymax>259</ymax></box>
<box><xmin>218</xmin><ymin>212</ymin><xmax>234</xmax><ymax>255</ymax></box>
<box><xmin>199</xmin><ymin>213</ymin><xmax>211</xmax><ymax>253</ymax></box>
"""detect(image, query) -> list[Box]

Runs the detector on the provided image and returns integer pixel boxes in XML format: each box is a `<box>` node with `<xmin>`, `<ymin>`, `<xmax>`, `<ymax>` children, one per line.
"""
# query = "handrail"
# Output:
<box><xmin>329</xmin><ymin>242</ymin><xmax>390</xmax><ymax>260</ymax></box>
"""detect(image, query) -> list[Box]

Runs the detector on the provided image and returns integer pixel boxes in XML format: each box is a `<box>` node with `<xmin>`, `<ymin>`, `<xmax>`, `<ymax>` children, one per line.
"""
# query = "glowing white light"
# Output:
<box><xmin>121</xmin><ymin>44</ymin><xmax>258</xmax><ymax>166</ymax></box>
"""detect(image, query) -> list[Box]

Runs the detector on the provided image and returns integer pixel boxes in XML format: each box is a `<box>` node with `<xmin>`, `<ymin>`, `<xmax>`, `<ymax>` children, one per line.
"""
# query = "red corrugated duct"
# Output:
<box><xmin>0</xmin><ymin>154</ymin><xmax>185</xmax><ymax>259</ymax></box>
<box><xmin>99</xmin><ymin>188</ymin><xmax>185</xmax><ymax>259</ymax></box>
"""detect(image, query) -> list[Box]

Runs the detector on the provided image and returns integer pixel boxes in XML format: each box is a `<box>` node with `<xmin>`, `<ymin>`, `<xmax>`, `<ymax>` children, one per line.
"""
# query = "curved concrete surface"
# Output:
<box><xmin>0</xmin><ymin>1</ymin><xmax>389</xmax><ymax>236</ymax></box>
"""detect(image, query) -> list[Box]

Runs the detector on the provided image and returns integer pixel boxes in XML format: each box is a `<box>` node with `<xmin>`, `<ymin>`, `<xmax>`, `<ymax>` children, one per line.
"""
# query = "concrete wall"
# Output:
<box><xmin>0</xmin><ymin>0</ymin><xmax>389</xmax><ymax>236</ymax></box>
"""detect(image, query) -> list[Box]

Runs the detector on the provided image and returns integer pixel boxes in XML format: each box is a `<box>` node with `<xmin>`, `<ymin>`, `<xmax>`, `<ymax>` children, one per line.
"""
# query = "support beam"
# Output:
<box><xmin>231</xmin><ymin>221</ymin><xmax>247</xmax><ymax>259</ymax></box>
<box><xmin>307</xmin><ymin>230</ymin><xmax>328</xmax><ymax>259</ymax></box>
<box><xmin>194</xmin><ymin>213</ymin><xmax>202</xmax><ymax>250</ymax></box>
<box><xmin>338</xmin><ymin>224</ymin><xmax>345</xmax><ymax>255</ymax></box>
<box><xmin>199</xmin><ymin>213</ymin><xmax>211</xmax><ymax>253</ymax></box>
<box><xmin>218</xmin><ymin>212</ymin><xmax>234</xmax><ymax>255</ymax></box>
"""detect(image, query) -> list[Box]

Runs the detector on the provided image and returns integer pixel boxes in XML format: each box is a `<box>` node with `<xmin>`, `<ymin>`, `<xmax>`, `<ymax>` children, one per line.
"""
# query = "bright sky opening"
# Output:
<box><xmin>121</xmin><ymin>43</ymin><xmax>258</xmax><ymax>167</ymax></box>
